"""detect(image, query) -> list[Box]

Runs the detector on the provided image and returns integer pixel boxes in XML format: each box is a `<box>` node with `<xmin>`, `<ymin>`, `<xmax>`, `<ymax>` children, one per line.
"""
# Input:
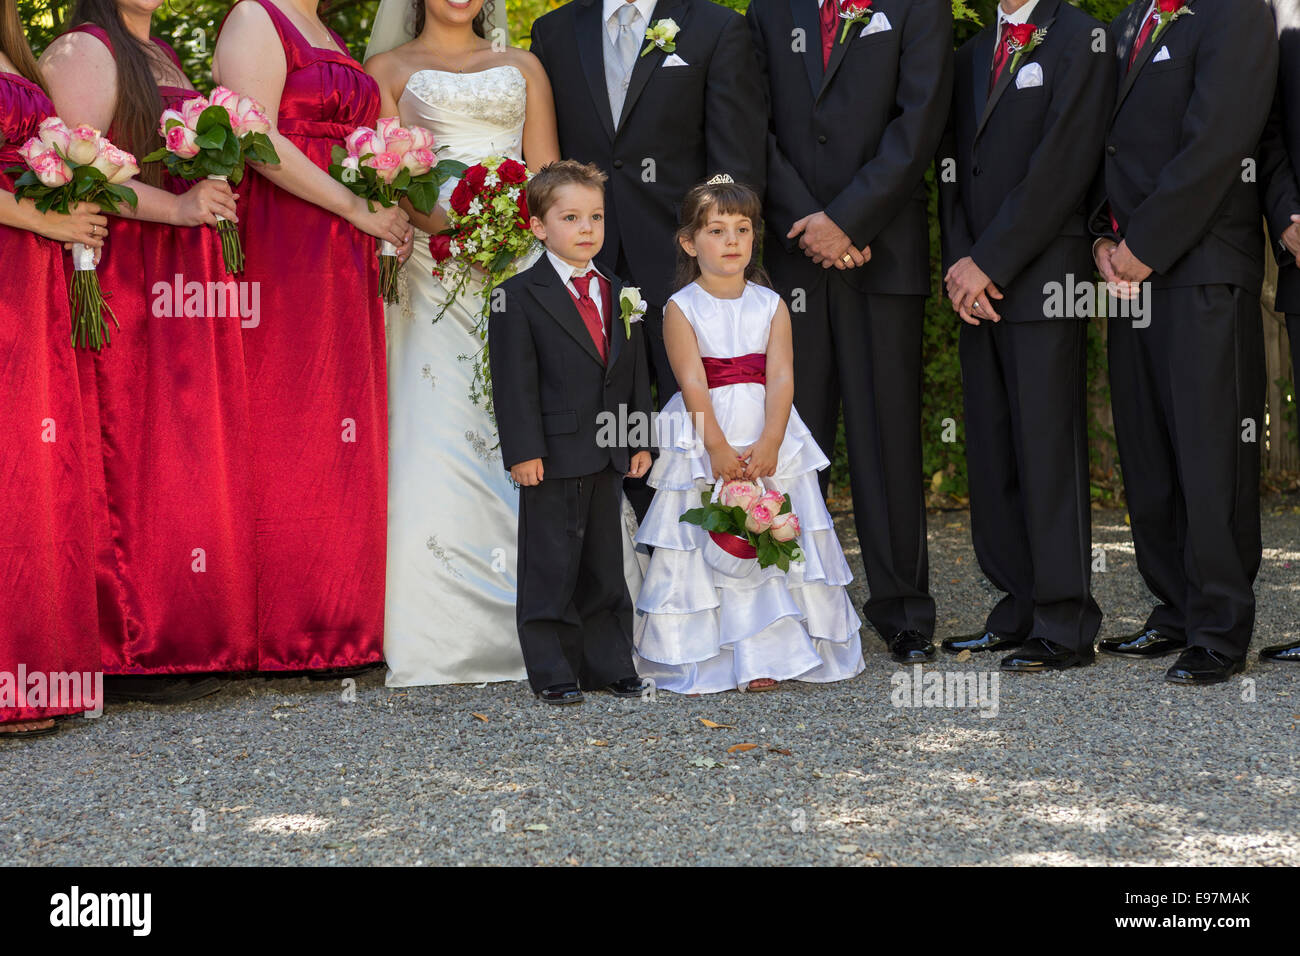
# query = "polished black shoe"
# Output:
<box><xmin>1000</xmin><ymin>637</ymin><xmax>1094</xmax><ymax>672</ymax></box>
<box><xmin>1260</xmin><ymin>639</ymin><xmax>1300</xmax><ymax>663</ymax></box>
<box><xmin>103</xmin><ymin>675</ymin><xmax>228</xmax><ymax>704</ymax></box>
<box><xmin>537</xmin><ymin>684</ymin><xmax>584</xmax><ymax>705</ymax></box>
<box><xmin>1165</xmin><ymin>646</ymin><xmax>1244</xmax><ymax>685</ymax></box>
<box><xmin>1098</xmin><ymin>628</ymin><xmax>1185</xmax><ymax>659</ymax></box>
<box><xmin>941</xmin><ymin>631</ymin><xmax>1023</xmax><ymax>654</ymax></box>
<box><xmin>882</xmin><ymin>630</ymin><xmax>936</xmax><ymax>663</ymax></box>
<box><xmin>604</xmin><ymin>677</ymin><xmax>651</xmax><ymax>698</ymax></box>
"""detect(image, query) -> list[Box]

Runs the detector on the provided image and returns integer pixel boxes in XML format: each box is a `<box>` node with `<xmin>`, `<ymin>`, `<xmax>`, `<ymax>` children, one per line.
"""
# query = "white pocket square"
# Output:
<box><xmin>1015</xmin><ymin>62</ymin><xmax>1044</xmax><ymax>89</ymax></box>
<box><xmin>1152</xmin><ymin>45</ymin><xmax>1171</xmax><ymax>62</ymax></box>
<box><xmin>661</xmin><ymin>53</ymin><xmax>689</xmax><ymax>67</ymax></box>
<box><xmin>859</xmin><ymin>12</ymin><xmax>892</xmax><ymax>36</ymax></box>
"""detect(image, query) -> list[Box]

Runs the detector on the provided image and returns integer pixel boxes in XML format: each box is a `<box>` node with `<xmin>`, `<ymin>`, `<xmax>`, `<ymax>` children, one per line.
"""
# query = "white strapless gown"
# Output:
<box><xmin>385</xmin><ymin>66</ymin><xmax>645</xmax><ymax>687</ymax></box>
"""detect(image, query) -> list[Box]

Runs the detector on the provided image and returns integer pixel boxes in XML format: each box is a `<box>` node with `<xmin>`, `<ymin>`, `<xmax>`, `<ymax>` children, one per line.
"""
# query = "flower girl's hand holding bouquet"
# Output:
<box><xmin>7</xmin><ymin>118</ymin><xmax>138</xmax><ymax>350</ymax></box>
<box><xmin>680</xmin><ymin>478</ymin><xmax>803</xmax><ymax>573</ymax></box>
<box><xmin>328</xmin><ymin>118</ymin><xmax>464</xmax><ymax>303</ymax></box>
<box><xmin>143</xmin><ymin>87</ymin><xmax>279</xmax><ymax>274</ymax></box>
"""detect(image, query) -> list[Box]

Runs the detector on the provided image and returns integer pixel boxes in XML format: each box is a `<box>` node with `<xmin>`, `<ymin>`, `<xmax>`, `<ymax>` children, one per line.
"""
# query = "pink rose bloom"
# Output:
<box><xmin>719</xmin><ymin>479</ymin><xmax>761</xmax><ymax>511</ymax></box>
<box><xmin>165</xmin><ymin>124</ymin><xmax>201</xmax><ymax>159</ymax></box>
<box><xmin>375</xmin><ymin>116</ymin><xmax>402</xmax><ymax>147</ymax></box>
<box><xmin>18</xmin><ymin>136</ymin><xmax>47</xmax><ymax>167</ymax></box>
<box><xmin>401</xmin><ymin>147</ymin><xmax>435</xmax><ymax>175</ymax></box>
<box><xmin>234</xmin><ymin>97</ymin><xmax>271</xmax><ymax>136</ymax></box>
<box><xmin>30</xmin><ymin>150</ymin><xmax>72</xmax><ymax>187</ymax></box>
<box><xmin>367</xmin><ymin>151</ymin><xmax>402</xmax><ymax>184</ymax></box>
<box><xmin>179</xmin><ymin>97</ymin><xmax>209</xmax><ymax>130</ymax></box>
<box><xmin>756</xmin><ymin>490</ymin><xmax>786</xmax><ymax>516</ymax></box>
<box><xmin>769</xmin><ymin>511</ymin><xmax>801</xmax><ymax>543</ymax></box>
<box><xmin>345</xmin><ymin>126</ymin><xmax>380</xmax><ymax>159</ymax></box>
<box><xmin>340</xmin><ymin>154</ymin><xmax>361</xmax><ymax>175</ymax></box>
<box><xmin>66</xmin><ymin>125</ymin><xmax>101</xmax><ymax>165</ymax></box>
<box><xmin>408</xmin><ymin>125</ymin><xmax>436</xmax><ymax>152</ymax></box>
<box><xmin>383</xmin><ymin>125</ymin><xmax>413</xmax><ymax>157</ymax></box>
<box><xmin>36</xmin><ymin>117</ymin><xmax>71</xmax><ymax>155</ymax></box>
<box><xmin>158</xmin><ymin>108</ymin><xmax>187</xmax><ymax>136</ymax></box>
<box><xmin>745</xmin><ymin>503</ymin><xmax>775</xmax><ymax>535</ymax></box>
<box><xmin>101</xmin><ymin>146</ymin><xmax>138</xmax><ymax>185</ymax></box>
<box><xmin>209</xmin><ymin>86</ymin><xmax>239</xmax><ymax>113</ymax></box>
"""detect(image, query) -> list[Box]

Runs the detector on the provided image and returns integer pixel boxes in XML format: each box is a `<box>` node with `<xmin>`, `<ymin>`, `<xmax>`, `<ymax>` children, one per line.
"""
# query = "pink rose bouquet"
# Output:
<box><xmin>6</xmin><ymin>118</ymin><xmax>139</xmax><ymax>350</ymax></box>
<box><xmin>143</xmin><ymin>86</ymin><xmax>280</xmax><ymax>274</ymax></box>
<box><xmin>681</xmin><ymin>478</ymin><xmax>803</xmax><ymax>573</ymax></box>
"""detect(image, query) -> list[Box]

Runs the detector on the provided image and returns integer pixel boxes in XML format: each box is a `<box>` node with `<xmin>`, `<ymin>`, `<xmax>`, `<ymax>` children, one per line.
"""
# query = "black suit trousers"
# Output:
<box><xmin>1109</xmin><ymin>285</ymin><xmax>1265</xmax><ymax>658</ymax></box>
<box><xmin>781</xmin><ymin>271</ymin><xmax>935</xmax><ymax>639</ymax></box>
<box><xmin>960</xmin><ymin>318</ymin><xmax>1101</xmax><ymax>652</ymax></box>
<box><xmin>516</xmin><ymin>466</ymin><xmax>638</xmax><ymax>692</ymax></box>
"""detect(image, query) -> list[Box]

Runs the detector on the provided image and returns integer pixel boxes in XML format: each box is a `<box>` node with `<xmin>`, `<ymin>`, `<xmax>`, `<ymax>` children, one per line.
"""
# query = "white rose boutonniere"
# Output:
<box><xmin>619</xmin><ymin>286</ymin><xmax>648</xmax><ymax>338</ymax></box>
<box><xmin>642</xmin><ymin>18</ymin><xmax>681</xmax><ymax>57</ymax></box>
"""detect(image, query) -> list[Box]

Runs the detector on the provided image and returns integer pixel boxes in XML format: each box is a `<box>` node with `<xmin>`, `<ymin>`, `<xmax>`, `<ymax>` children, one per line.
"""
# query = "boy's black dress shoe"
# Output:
<box><xmin>1260</xmin><ymin>639</ymin><xmax>1300</xmax><ymax>662</ymax></box>
<box><xmin>537</xmin><ymin>684</ymin><xmax>584</xmax><ymax>705</ymax></box>
<box><xmin>941</xmin><ymin>631</ymin><xmax>1022</xmax><ymax>653</ymax></box>
<box><xmin>881</xmin><ymin>630</ymin><xmax>936</xmax><ymax>663</ymax></box>
<box><xmin>1098</xmin><ymin>628</ymin><xmax>1184</xmax><ymax>658</ymax></box>
<box><xmin>604</xmin><ymin>677</ymin><xmax>650</xmax><ymax>698</ymax></box>
<box><xmin>1000</xmin><ymin>637</ymin><xmax>1094</xmax><ymax>672</ymax></box>
<box><xmin>1165</xmin><ymin>647</ymin><xmax>1244</xmax><ymax>685</ymax></box>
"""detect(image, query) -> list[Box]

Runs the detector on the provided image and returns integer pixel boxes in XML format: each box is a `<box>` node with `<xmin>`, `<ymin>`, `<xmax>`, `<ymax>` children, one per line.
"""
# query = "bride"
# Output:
<box><xmin>365</xmin><ymin>0</ymin><xmax>645</xmax><ymax>687</ymax></box>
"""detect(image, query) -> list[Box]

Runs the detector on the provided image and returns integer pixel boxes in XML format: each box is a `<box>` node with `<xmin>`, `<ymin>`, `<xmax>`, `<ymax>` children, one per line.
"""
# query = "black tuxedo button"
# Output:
<box><xmin>1106</xmin><ymin>144</ymin><xmax>1117</xmax><ymax>156</ymax></box>
<box><xmin>613</xmin><ymin>159</ymin><xmax>624</xmax><ymax>169</ymax></box>
<box><xmin>817</xmin><ymin>134</ymin><xmax>827</xmax><ymax>144</ymax></box>
<box><xmin>973</xmin><ymin>165</ymin><xmax>981</xmax><ymax>176</ymax></box>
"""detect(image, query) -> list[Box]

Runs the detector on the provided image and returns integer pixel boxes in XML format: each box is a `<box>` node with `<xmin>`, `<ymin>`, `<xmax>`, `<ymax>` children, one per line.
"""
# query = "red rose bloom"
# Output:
<box><xmin>449</xmin><ymin>178</ymin><xmax>474</xmax><ymax>216</ymax></box>
<box><xmin>839</xmin><ymin>0</ymin><xmax>871</xmax><ymax>17</ymax></box>
<box><xmin>428</xmin><ymin>233</ymin><xmax>453</xmax><ymax>263</ymax></box>
<box><xmin>462</xmin><ymin>163</ymin><xmax>488</xmax><ymax>194</ymax></box>
<box><xmin>497</xmin><ymin>158</ymin><xmax>528</xmax><ymax>184</ymax></box>
<box><xmin>1156</xmin><ymin>0</ymin><xmax>1185</xmax><ymax>12</ymax></box>
<box><xmin>1004</xmin><ymin>22</ymin><xmax>1036</xmax><ymax>50</ymax></box>
<box><xmin>515</xmin><ymin>192</ymin><xmax>530</xmax><ymax>229</ymax></box>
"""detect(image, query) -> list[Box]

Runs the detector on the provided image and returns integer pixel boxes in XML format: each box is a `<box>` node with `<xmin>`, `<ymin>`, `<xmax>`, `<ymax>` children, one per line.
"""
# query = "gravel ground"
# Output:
<box><xmin>3</xmin><ymin>506</ymin><xmax>1298</xmax><ymax>866</ymax></box>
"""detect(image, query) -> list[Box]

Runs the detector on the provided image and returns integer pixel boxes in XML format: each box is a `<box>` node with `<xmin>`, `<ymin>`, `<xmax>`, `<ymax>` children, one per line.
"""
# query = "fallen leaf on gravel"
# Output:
<box><xmin>812</xmin><ymin>770</ymin><xmax>827</xmax><ymax>778</ymax></box>
<box><xmin>524</xmin><ymin>823</ymin><xmax>549</xmax><ymax>831</ymax></box>
<box><xmin>690</xmin><ymin>756</ymin><xmax>720</xmax><ymax>768</ymax></box>
<box><xmin>471</xmin><ymin>713</ymin><xmax>489</xmax><ymax>722</ymax></box>
<box><xmin>727</xmin><ymin>743</ymin><xmax>758</xmax><ymax>753</ymax></box>
<box><xmin>835</xmin><ymin>845</ymin><xmax>860</xmax><ymax>854</ymax></box>
<box><xmin>588</xmin><ymin>739</ymin><xmax>609</xmax><ymax>747</ymax></box>
<box><xmin>955</xmin><ymin>650</ymin><xmax>972</xmax><ymax>663</ymax></box>
<box><xmin>699</xmin><ymin>718</ymin><xmax>734</xmax><ymax>729</ymax></box>
<box><xmin>767</xmin><ymin>747</ymin><xmax>792</xmax><ymax>755</ymax></box>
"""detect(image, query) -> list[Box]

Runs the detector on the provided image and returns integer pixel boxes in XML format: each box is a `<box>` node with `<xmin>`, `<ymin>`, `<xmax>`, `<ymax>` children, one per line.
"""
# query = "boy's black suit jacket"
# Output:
<box><xmin>489</xmin><ymin>257</ymin><xmax>653</xmax><ymax>479</ymax></box>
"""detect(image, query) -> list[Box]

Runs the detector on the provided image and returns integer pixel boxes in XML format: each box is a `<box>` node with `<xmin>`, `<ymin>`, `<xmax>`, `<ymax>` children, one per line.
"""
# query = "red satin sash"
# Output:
<box><xmin>709</xmin><ymin>531</ymin><xmax>758</xmax><ymax>559</ymax></box>
<box><xmin>701</xmin><ymin>353</ymin><xmax>766</xmax><ymax>389</ymax></box>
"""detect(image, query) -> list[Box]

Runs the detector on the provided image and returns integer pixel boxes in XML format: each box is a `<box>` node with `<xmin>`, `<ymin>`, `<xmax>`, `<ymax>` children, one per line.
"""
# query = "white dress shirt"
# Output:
<box><xmin>547</xmin><ymin>249</ymin><xmax>607</xmax><ymax>330</ymax></box>
<box><xmin>997</xmin><ymin>0</ymin><xmax>1042</xmax><ymax>31</ymax></box>
<box><xmin>604</xmin><ymin>0</ymin><xmax>658</xmax><ymax>46</ymax></box>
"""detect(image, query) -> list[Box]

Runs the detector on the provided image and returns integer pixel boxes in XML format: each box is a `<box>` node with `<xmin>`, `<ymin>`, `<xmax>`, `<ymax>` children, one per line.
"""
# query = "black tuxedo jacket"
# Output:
<box><xmin>530</xmin><ymin>0</ymin><xmax>766</xmax><ymax>307</ymax></box>
<box><xmin>1258</xmin><ymin>0</ymin><xmax>1300</xmax><ymax>312</ymax></box>
<box><xmin>747</xmin><ymin>0</ymin><xmax>953</xmax><ymax>296</ymax></box>
<box><xmin>1090</xmin><ymin>0</ymin><xmax>1277</xmax><ymax>294</ymax></box>
<box><xmin>939</xmin><ymin>0</ymin><xmax>1113</xmax><ymax>321</ymax></box>
<box><xmin>489</xmin><ymin>258</ymin><xmax>652</xmax><ymax>478</ymax></box>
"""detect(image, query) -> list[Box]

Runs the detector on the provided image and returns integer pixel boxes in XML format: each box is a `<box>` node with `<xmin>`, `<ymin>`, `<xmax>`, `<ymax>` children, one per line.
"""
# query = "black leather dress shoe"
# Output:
<box><xmin>1259</xmin><ymin>639</ymin><xmax>1300</xmax><ymax>663</ymax></box>
<box><xmin>1098</xmin><ymin>628</ymin><xmax>1185</xmax><ymax>658</ymax></box>
<box><xmin>941</xmin><ymin>631</ymin><xmax>1023</xmax><ymax>654</ymax></box>
<box><xmin>537</xmin><ymin>684</ymin><xmax>584</xmax><ymax>705</ymax></box>
<box><xmin>1165</xmin><ymin>646</ymin><xmax>1244</xmax><ymax>685</ymax></box>
<box><xmin>103</xmin><ymin>675</ymin><xmax>228</xmax><ymax>704</ymax></box>
<box><xmin>882</xmin><ymin>630</ymin><xmax>936</xmax><ymax>663</ymax></box>
<box><xmin>604</xmin><ymin>677</ymin><xmax>651</xmax><ymax>698</ymax></box>
<box><xmin>1000</xmin><ymin>637</ymin><xmax>1094</xmax><ymax>672</ymax></box>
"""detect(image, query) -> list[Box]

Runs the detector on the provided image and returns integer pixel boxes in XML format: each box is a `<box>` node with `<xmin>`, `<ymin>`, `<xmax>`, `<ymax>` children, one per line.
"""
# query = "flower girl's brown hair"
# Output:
<box><xmin>674</xmin><ymin>177</ymin><xmax>771</xmax><ymax>291</ymax></box>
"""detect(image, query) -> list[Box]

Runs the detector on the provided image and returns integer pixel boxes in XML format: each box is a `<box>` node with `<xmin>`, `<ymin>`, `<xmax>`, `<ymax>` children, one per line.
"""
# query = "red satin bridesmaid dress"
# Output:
<box><xmin>69</xmin><ymin>25</ymin><xmax>257</xmax><ymax>674</ymax></box>
<box><xmin>217</xmin><ymin>0</ymin><xmax>387</xmax><ymax>670</ymax></box>
<box><xmin>0</xmin><ymin>71</ymin><xmax>100</xmax><ymax>722</ymax></box>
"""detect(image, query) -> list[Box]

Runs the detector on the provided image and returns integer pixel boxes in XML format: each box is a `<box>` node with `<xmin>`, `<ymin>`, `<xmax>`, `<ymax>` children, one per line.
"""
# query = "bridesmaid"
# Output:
<box><xmin>214</xmin><ymin>0</ymin><xmax>411</xmax><ymax>674</ymax></box>
<box><xmin>0</xmin><ymin>0</ymin><xmax>103</xmax><ymax>738</ymax></box>
<box><xmin>40</xmin><ymin>0</ymin><xmax>256</xmax><ymax>702</ymax></box>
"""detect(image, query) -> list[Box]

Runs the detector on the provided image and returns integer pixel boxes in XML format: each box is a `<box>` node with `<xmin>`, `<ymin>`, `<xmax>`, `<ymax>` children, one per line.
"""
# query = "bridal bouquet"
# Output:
<box><xmin>328</xmin><ymin>118</ymin><xmax>463</xmax><ymax>303</ymax></box>
<box><xmin>428</xmin><ymin>155</ymin><xmax>536</xmax><ymax>415</ymax></box>
<box><xmin>7</xmin><ymin>118</ymin><xmax>138</xmax><ymax>350</ymax></box>
<box><xmin>680</xmin><ymin>478</ymin><xmax>803</xmax><ymax>574</ymax></box>
<box><xmin>143</xmin><ymin>87</ymin><xmax>279</xmax><ymax>274</ymax></box>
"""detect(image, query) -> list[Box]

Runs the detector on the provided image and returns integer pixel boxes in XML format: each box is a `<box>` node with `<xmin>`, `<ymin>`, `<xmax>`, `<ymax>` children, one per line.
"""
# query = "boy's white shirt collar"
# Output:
<box><xmin>997</xmin><ymin>0</ymin><xmax>1042</xmax><ymax>28</ymax></box>
<box><xmin>546</xmin><ymin>249</ymin><xmax>607</xmax><ymax>322</ymax></box>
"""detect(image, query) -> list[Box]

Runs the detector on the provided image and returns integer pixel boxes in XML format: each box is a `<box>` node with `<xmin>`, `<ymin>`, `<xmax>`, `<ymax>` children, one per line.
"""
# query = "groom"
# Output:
<box><xmin>530</xmin><ymin>0</ymin><xmax>766</xmax><ymax>509</ymax></box>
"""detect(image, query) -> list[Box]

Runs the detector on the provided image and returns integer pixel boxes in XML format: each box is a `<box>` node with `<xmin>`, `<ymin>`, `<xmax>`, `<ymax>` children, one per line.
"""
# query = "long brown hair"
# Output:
<box><xmin>410</xmin><ymin>0</ymin><xmax>499</xmax><ymax>42</ymax></box>
<box><xmin>674</xmin><ymin>178</ymin><xmax>771</xmax><ymax>292</ymax></box>
<box><xmin>68</xmin><ymin>0</ymin><xmax>179</xmax><ymax>186</ymax></box>
<box><xmin>0</xmin><ymin>0</ymin><xmax>45</xmax><ymax>90</ymax></box>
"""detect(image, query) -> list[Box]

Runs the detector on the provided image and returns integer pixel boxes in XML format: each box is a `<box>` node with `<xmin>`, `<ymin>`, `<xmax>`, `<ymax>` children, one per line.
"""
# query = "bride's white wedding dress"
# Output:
<box><xmin>385</xmin><ymin>65</ymin><xmax>645</xmax><ymax>687</ymax></box>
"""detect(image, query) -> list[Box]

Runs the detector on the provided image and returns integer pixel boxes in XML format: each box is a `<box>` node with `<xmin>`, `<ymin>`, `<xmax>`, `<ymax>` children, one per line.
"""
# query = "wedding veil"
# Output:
<box><xmin>364</xmin><ymin>0</ymin><xmax>512</xmax><ymax>61</ymax></box>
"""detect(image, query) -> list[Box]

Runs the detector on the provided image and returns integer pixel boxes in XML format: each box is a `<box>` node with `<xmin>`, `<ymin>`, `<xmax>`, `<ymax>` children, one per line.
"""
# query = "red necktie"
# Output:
<box><xmin>569</xmin><ymin>273</ymin><xmax>608</xmax><ymax>363</ymax></box>
<box><xmin>820</xmin><ymin>0</ymin><xmax>837</xmax><ymax>70</ymax></box>
<box><xmin>1128</xmin><ymin>8</ymin><xmax>1159</xmax><ymax>69</ymax></box>
<box><xmin>990</xmin><ymin>21</ymin><xmax>1010</xmax><ymax>92</ymax></box>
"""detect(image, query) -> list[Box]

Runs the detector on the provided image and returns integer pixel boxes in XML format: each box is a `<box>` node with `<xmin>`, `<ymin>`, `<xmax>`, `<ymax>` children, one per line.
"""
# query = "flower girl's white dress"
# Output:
<box><xmin>633</xmin><ymin>281</ymin><xmax>865</xmax><ymax>693</ymax></box>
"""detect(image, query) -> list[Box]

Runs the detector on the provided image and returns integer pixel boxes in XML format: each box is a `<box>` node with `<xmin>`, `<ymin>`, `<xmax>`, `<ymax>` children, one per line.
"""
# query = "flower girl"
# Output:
<box><xmin>632</xmin><ymin>176</ymin><xmax>864</xmax><ymax>694</ymax></box>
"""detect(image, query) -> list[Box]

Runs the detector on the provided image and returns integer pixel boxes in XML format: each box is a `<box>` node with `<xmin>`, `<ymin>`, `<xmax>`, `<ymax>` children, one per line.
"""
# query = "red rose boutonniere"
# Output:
<box><xmin>1005</xmin><ymin>22</ymin><xmax>1048</xmax><ymax>76</ymax></box>
<box><xmin>1151</xmin><ymin>0</ymin><xmax>1194</xmax><ymax>44</ymax></box>
<box><xmin>837</xmin><ymin>0</ymin><xmax>874</xmax><ymax>44</ymax></box>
